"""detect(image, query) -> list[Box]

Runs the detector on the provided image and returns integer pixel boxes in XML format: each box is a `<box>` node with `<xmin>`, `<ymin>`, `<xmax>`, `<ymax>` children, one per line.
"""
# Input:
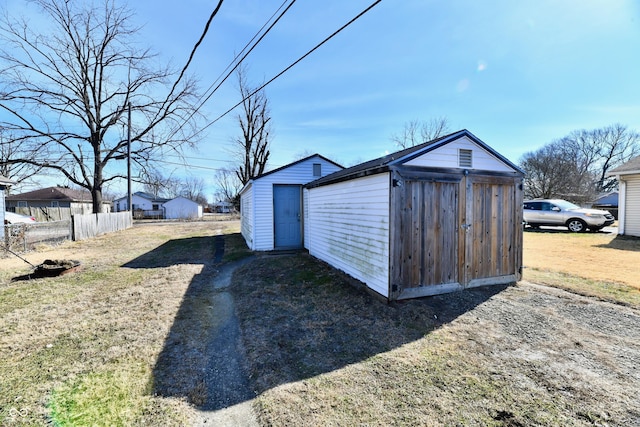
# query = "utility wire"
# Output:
<box><xmin>197</xmin><ymin>0</ymin><xmax>383</xmax><ymax>135</ymax></box>
<box><xmin>191</xmin><ymin>0</ymin><xmax>293</xmax><ymax>107</ymax></box>
<box><xmin>167</xmin><ymin>0</ymin><xmax>225</xmax><ymax>101</ymax></box>
<box><xmin>165</xmin><ymin>0</ymin><xmax>297</xmax><ymax>141</ymax></box>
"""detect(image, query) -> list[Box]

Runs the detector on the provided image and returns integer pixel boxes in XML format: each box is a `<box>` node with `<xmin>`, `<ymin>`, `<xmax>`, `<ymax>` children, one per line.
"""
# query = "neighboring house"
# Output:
<box><xmin>164</xmin><ymin>196</ymin><xmax>203</xmax><ymax>220</ymax></box>
<box><xmin>1</xmin><ymin>175</ymin><xmax>15</xmax><ymax>240</ymax></box>
<box><xmin>113</xmin><ymin>192</ymin><xmax>169</xmax><ymax>218</ymax></box>
<box><xmin>5</xmin><ymin>186</ymin><xmax>111</xmax><ymax>220</ymax></box>
<box><xmin>240</xmin><ymin>154</ymin><xmax>344</xmax><ymax>251</ymax></box>
<box><xmin>304</xmin><ymin>129</ymin><xmax>524</xmax><ymax>300</ymax></box>
<box><xmin>592</xmin><ymin>191</ymin><xmax>619</xmax><ymax>219</ymax></box>
<box><xmin>607</xmin><ymin>156</ymin><xmax>640</xmax><ymax>237</ymax></box>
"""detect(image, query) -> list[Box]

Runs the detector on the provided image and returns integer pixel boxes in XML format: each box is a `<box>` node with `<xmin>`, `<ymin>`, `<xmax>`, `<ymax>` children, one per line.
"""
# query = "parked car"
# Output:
<box><xmin>4</xmin><ymin>211</ymin><xmax>37</xmax><ymax>224</ymax></box>
<box><xmin>523</xmin><ymin>199</ymin><xmax>614</xmax><ymax>232</ymax></box>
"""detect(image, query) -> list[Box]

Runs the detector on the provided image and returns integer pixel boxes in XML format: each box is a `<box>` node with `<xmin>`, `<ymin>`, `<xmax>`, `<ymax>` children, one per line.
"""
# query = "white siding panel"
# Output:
<box><xmin>624</xmin><ymin>176</ymin><xmax>640</xmax><ymax>237</ymax></box>
<box><xmin>307</xmin><ymin>173</ymin><xmax>390</xmax><ymax>298</ymax></box>
<box><xmin>404</xmin><ymin>136</ymin><xmax>516</xmax><ymax>172</ymax></box>
<box><xmin>252</xmin><ymin>157</ymin><xmax>343</xmax><ymax>251</ymax></box>
<box><xmin>303</xmin><ymin>188</ymin><xmax>310</xmax><ymax>250</ymax></box>
<box><xmin>164</xmin><ymin>197</ymin><xmax>201</xmax><ymax>219</ymax></box>
<box><xmin>240</xmin><ymin>183</ymin><xmax>254</xmax><ymax>249</ymax></box>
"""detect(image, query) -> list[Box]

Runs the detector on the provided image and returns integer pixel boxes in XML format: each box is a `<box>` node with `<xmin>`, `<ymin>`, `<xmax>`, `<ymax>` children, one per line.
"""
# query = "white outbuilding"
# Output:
<box><xmin>164</xmin><ymin>196</ymin><xmax>203</xmax><ymax>220</ymax></box>
<box><xmin>240</xmin><ymin>154</ymin><xmax>343</xmax><ymax>251</ymax></box>
<box><xmin>608</xmin><ymin>155</ymin><xmax>640</xmax><ymax>237</ymax></box>
<box><xmin>304</xmin><ymin>130</ymin><xmax>524</xmax><ymax>300</ymax></box>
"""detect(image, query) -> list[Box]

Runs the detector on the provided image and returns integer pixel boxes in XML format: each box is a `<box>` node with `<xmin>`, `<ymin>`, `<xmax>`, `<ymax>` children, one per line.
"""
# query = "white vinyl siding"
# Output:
<box><xmin>240</xmin><ymin>183</ymin><xmax>254</xmax><ymax>249</ymax></box>
<box><xmin>624</xmin><ymin>176</ymin><xmax>640</xmax><ymax>237</ymax></box>
<box><xmin>244</xmin><ymin>156</ymin><xmax>343</xmax><ymax>251</ymax></box>
<box><xmin>303</xmin><ymin>188</ymin><xmax>310</xmax><ymax>250</ymax></box>
<box><xmin>404</xmin><ymin>136</ymin><xmax>516</xmax><ymax>172</ymax></box>
<box><xmin>307</xmin><ymin>173</ymin><xmax>391</xmax><ymax>298</ymax></box>
<box><xmin>163</xmin><ymin>197</ymin><xmax>202</xmax><ymax>219</ymax></box>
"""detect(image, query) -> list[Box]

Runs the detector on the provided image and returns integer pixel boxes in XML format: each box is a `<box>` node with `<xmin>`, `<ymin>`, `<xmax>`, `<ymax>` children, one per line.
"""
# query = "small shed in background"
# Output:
<box><xmin>608</xmin><ymin>156</ymin><xmax>640</xmax><ymax>237</ymax></box>
<box><xmin>240</xmin><ymin>154</ymin><xmax>343</xmax><ymax>251</ymax></box>
<box><xmin>164</xmin><ymin>196</ymin><xmax>203</xmax><ymax>220</ymax></box>
<box><xmin>304</xmin><ymin>129</ymin><xmax>524</xmax><ymax>300</ymax></box>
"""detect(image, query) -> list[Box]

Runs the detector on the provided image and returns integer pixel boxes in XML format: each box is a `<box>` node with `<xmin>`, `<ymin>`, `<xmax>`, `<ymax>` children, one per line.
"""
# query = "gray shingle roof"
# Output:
<box><xmin>306</xmin><ymin>129</ymin><xmax>523</xmax><ymax>188</ymax></box>
<box><xmin>608</xmin><ymin>155</ymin><xmax>640</xmax><ymax>175</ymax></box>
<box><xmin>6</xmin><ymin>186</ymin><xmax>93</xmax><ymax>202</ymax></box>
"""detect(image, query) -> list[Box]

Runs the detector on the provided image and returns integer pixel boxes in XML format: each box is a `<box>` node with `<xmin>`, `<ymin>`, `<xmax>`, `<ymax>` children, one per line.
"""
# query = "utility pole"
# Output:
<box><xmin>127</xmin><ymin>102</ymin><xmax>132</xmax><ymax>214</ymax></box>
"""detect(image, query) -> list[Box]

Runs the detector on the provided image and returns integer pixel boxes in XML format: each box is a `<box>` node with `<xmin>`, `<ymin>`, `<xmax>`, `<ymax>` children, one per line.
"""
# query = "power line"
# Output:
<box><xmin>197</xmin><ymin>0</ymin><xmax>383</xmax><ymax>135</ymax></box>
<box><xmin>166</xmin><ymin>0</ymin><xmax>297</xmax><ymax>142</ymax></box>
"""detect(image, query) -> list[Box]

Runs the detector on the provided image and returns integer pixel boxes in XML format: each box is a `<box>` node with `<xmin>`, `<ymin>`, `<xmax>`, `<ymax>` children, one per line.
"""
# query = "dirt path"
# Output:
<box><xmin>193</xmin><ymin>257</ymin><xmax>259</xmax><ymax>427</ymax></box>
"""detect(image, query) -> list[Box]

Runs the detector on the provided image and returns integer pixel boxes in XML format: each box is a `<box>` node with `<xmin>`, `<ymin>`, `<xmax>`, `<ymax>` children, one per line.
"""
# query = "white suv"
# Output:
<box><xmin>523</xmin><ymin>199</ymin><xmax>614</xmax><ymax>232</ymax></box>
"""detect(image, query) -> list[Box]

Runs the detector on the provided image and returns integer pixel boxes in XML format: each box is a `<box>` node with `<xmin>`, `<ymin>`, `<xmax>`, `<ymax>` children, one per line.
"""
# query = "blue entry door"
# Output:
<box><xmin>273</xmin><ymin>185</ymin><xmax>302</xmax><ymax>248</ymax></box>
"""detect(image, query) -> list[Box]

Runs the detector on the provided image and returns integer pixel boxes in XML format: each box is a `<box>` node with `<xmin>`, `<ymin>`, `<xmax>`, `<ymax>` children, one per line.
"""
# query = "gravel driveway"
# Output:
<box><xmin>442</xmin><ymin>280</ymin><xmax>640</xmax><ymax>425</ymax></box>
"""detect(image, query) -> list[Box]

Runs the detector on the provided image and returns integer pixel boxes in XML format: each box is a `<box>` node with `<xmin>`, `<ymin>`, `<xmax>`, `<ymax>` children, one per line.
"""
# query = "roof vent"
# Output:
<box><xmin>459</xmin><ymin>149</ymin><xmax>472</xmax><ymax>168</ymax></box>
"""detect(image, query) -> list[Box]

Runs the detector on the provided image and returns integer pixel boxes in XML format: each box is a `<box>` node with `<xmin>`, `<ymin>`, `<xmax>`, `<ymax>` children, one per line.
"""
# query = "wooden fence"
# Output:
<box><xmin>3</xmin><ymin>212</ymin><xmax>133</xmax><ymax>253</ymax></box>
<box><xmin>72</xmin><ymin>212</ymin><xmax>133</xmax><ymax>241</ymax></box>
<box><xmin>13</xmin><ymin>206</ymin><xmax>84</xmax><ymax>222</ymax></box>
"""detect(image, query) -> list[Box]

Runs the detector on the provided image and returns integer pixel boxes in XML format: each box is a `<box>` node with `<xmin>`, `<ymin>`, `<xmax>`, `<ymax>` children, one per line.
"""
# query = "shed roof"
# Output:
<box><xmin>306</xmin><ymin>129</ymin><xmax>523</xmax><ymax>188</ymax></box>
<box><xmin>239</xmin><ymin>153</ymin><xmax>344</xmax><ymax>195</ymax></box>
<box><xmin>6</xmin><ymin>186</ymin><xmax>94</xmax><ymax>202</ymax></box>
<box><xmin>255</xmin><ymin>153</ymin><xmax>343</xmax><ymax>180</ymax></box>
<box><xmin>608</xmin><ymin>155</ymin><xmax>640</xmax><ymax>176</ymax></box>
<box><xmin>113</xmin><ymin>191</ymin><xmax>170</xmax><ymax>203</ymax></box>
<box><xmin>164</xmin><ymin>196</ymin><xmax>200</xmax><ymax>206</ymax></box>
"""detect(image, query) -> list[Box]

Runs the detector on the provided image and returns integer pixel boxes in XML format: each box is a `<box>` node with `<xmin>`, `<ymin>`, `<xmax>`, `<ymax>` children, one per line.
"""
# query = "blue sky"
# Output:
<box><xmin>7</xmin><ymin>0</ymin><xmax>640</xmax><ymax>200</ymax></box>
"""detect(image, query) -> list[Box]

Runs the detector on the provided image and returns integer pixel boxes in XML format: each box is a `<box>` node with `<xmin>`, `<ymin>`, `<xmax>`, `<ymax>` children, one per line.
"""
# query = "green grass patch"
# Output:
<box><xmin>48</xmin><ymin>362</ymin><xmax>150</xmax><ymax>426</ymax></box>
<box><xmin>222</xmin><ymin>232</ymin><xmax>253</xmax><ymax>263</ymax></box>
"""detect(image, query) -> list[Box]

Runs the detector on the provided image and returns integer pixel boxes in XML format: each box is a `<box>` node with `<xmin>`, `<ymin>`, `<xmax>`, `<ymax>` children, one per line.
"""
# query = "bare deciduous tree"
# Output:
<box><xmin>391</xmin><ymin>117</ymin><xmax>451</xmax><ymax>149</ymax></box>
<box><xmin>140</xmin><ymin>168</ymin><xmax>179</xmax><ymax>198</ymax></box>
<box><xmin>232</xmin><ymin>66</ymin><xmax>271</xmax><ymax>185</ymax></box>
<box><xmin>214</xmin><ymin>167</ymin><xmax>242</xmax><ymax>204</ymax></box>
<box><xmin>520</xmin><ymin>140</ymin><xmax>596</xmax><ymax>202</ymax></box>
<box><xmin>520</xmin><ymin>124</ymin><xmax>639</xmax><ymax>202</ymax></box>
<box><xmin>0</xmin><ymin>0</ymin><xmax>201</xmax><ymax>212</ymax></box>
<box><xmin>179</xmin><ymin>176</ymin><xmax>208</xmax><ymax>206</ymax></box>
<box><xmin>565</xmin><ymin>124</ymin><xmax>640</xmax><ymax>193</ymax></box>
<box><xmin>0</xmin><ymin>130</ymin><xmax>43</xmax><ymax>193</ymax></box>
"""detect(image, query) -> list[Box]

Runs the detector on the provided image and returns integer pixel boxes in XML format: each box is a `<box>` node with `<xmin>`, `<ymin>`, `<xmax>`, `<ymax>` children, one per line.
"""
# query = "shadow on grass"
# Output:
<box><xmin>595</xmin><ymin>234</ymin><xmax>640</xmax><ymax>252</ymax></box>
<box><xmin>122</xmin><ymin>235</ymin><xmax>220</xmax><ymax>268</ymax></box>
<box><xmin>524</xmin><ymin>226</ymin><xmax>615</xmax><ymax>234</ymax></box>
<box><xmin>123</xmin><ymin>233</ymin><xmax>249</xmax><ymax>410</ymax></box>
<box><xmin>228</xmin><ymin>253</ymin><xmax>509</xmax><ymax>397</ymax></box>
<box><xmin>123</xmin><ymin>232</ymin><xmax>509</xmax><ymax>411</ymax></box>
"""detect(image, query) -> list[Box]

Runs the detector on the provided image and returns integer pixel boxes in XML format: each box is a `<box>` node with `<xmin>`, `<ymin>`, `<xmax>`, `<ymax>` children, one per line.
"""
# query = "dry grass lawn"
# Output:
<box><xmin>0</xmin><ymin>218</ymin><xmax>244</xmax><ymax>426</ymax></box>
<box><xmin>1</xmin><ymin>219</ymin><xmax>639</xmax><ymax>426</ymax></box>
<box><xmin>523</xmin><ymin>228</ymin><xmax>640</xmax><ymax>307</ymax></box>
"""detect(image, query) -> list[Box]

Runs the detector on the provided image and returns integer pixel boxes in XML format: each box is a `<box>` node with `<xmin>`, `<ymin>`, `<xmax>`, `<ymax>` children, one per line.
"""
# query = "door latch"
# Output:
<box><xmin>461</xmin><ymin>223</ymin><xmax>472</xmax><ymax>230</ymax></box>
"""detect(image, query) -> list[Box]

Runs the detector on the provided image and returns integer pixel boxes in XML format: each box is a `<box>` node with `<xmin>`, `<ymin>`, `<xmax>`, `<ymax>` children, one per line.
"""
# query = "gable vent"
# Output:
<box><xmin>458</xmin><ymin>149</ymin><xmax>473</xmax><ymax>168</ymax></box>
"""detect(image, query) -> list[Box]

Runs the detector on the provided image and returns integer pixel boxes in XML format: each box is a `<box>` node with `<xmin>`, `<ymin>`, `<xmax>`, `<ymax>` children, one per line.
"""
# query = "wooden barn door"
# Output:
<box><xmin>391</xmin><ymin>172</ymin><xmax>522</xmax><ymax>299</ymax></box>
<box><xmin>463</xmin><ymin>175</ymin><xmax>521</xmax><ymax>287</ymax></box>
<box><xmin>393</xmin><ymin>176</ymin><xmax>462</xmax><ymax>298</ymax></box>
